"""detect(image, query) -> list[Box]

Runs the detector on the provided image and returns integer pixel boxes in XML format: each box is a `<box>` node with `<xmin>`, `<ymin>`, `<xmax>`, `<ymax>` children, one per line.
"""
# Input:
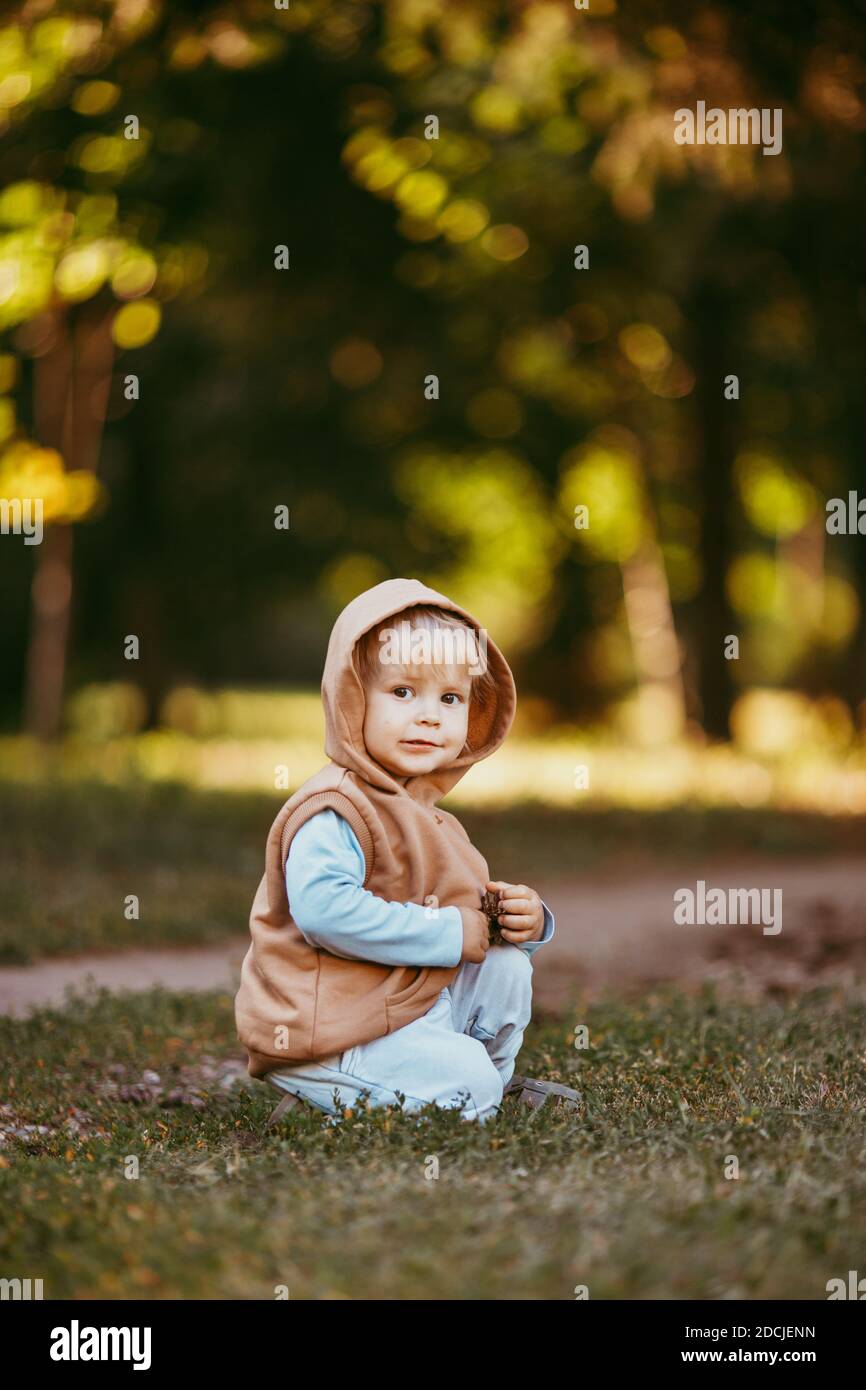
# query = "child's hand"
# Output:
<box><xmin>485</xmin><ymin>880</ymin><xmax>544</xmax><ymax>946</ymax></box>
<box><xmin>458</xmin><ymin>906</ymin><xmax>491</xmax><ymax>964</ymax></box>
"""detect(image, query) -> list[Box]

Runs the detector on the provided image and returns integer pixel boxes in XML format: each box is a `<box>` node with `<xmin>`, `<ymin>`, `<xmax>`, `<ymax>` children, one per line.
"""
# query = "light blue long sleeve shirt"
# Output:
<box><xmin>285</xmin><ymin>808</ymin><xmax>554</xmax><ymax>969</ymax></box>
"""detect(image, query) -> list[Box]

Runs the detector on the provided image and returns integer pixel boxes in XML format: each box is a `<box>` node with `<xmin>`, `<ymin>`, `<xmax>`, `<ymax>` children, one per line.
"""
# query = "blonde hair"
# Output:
<box><xmin>355</xmin><ymin>603</ymin><xmax>498</xmax><ymax>717</ymax></box>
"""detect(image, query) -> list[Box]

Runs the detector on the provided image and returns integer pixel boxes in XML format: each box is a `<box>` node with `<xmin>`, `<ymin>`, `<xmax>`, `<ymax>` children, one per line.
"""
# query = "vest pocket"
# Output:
<box><xmin>384</xmin><ymin>967</ymin><xmax>431</xmax><ymax>1025</ymax></box>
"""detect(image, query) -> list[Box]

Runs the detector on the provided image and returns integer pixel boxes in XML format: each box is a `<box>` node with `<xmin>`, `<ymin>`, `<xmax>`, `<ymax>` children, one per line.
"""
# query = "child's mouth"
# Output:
<box><xmin>401</xmin><ymin>740</ymin><xmax>439</xmax><ymax>749</ymax></box>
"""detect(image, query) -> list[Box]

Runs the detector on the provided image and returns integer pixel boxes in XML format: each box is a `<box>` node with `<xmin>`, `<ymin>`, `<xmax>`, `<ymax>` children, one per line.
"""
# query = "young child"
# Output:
<box><xmin>234</xmin><ymin>577</ymin><xmax>555</xmax><ymax>1123</ymax></box>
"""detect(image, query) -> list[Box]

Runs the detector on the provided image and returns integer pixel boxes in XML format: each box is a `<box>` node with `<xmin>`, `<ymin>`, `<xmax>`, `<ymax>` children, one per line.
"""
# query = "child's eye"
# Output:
<box><xmin>392</xmin><ymin>686</ymin><xmax>413</xmax><ymax>699</ymax></box>
<box><xmin>442</xmin><ymin>693</ymin><xmax>464</xmax><ymax>705</ymax></box>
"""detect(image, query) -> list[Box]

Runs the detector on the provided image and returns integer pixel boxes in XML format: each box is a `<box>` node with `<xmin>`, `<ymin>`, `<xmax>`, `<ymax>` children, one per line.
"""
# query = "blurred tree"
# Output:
<box><xmin>1</xmin><ymin>0</ymin><xmax>864</xmax><ymax>741</ymax></box>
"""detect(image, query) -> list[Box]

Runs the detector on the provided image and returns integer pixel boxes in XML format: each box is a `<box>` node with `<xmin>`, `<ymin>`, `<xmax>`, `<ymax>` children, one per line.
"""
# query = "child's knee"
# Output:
<box><xmin>490</xmin><ymin>940</ymin><xmax>533</xmax><ymax>1005</ymax></box>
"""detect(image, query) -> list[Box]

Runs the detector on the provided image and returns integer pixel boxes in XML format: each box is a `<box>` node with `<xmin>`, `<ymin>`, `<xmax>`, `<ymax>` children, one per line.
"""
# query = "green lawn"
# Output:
<box><xmin>3</xmin><ymin>778</ymin><xmax>863</xmax><ymax>963</ymax></box>
<box><xmin>1</xmin><ymin>983</ymin><xmax>863</xmax><ymax>1299</ymax></box>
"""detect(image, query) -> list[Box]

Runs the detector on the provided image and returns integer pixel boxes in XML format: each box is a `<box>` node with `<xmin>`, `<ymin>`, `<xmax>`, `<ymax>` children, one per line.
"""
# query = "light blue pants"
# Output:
<box><xmin>267</xmin><ymin>942</ymin><xmax>534</xmax><ymax>1123</ymax></box>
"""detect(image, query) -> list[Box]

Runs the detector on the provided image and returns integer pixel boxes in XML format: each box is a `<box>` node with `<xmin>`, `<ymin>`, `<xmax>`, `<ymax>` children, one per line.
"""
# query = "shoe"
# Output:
<box><xmin>263</xmin><ymin>1073</ymin><xmax>313</xmax><ymax>1128</ymax></box>
<box><xmin>265</xmin><ymin>1091</ymin><xmax>307</xmax><ymax>1127</ymax></box>
<box><xmin>503</xmin><ymin>1073</ymin><xmax>582</xmax><ymax>1112</ymax></box>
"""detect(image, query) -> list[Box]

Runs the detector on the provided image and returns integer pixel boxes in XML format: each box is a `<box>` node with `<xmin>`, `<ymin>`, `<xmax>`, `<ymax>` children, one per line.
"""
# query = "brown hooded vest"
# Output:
<box><xmin>234</xmin><ymin>577</ymin><xmax>517</xmax><ymax>1078</ymax></box>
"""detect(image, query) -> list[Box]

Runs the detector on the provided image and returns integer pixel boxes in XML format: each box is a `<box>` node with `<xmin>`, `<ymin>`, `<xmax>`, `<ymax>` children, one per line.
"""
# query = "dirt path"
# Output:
<box><xmin>533</xmin><ymin>853</ymin><xmax>866</xmax><ymax>1010</ymax></box>
<box><xmin>0</xmin><ymin>940</ymin><xmax>250</xmax><ymax>1019</ymax></box>
<box><xmin>1</xmin><ymin>856</ymin><xmax>863</xmax><ymax>1019</ymax></box>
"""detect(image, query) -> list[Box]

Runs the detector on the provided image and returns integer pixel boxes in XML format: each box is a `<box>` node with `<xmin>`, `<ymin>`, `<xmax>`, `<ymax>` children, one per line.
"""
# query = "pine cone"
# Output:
<box><xmin>481</xmin><ymin>889</ymin><xmax>503</xmax><ymax>944</ymax></box>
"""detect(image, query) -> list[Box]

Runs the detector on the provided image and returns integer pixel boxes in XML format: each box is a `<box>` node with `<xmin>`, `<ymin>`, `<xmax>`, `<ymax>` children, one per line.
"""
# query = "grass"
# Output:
<box><xmin>2</xmin><ymin>778</ymin><xmax>864</xmax><ymax>963</ymax></box>
<box><xmin>1</xmin><ymin>982</ymin><xmax>864</xmax><ymax>1299</ymax></box>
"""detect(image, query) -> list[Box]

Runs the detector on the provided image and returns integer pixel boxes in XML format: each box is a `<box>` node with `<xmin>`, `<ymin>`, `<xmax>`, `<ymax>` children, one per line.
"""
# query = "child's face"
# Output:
<box><xmin>361</xmin><ymin>656</ymin><xmax>472</xmax><ymax>782</ymax></box>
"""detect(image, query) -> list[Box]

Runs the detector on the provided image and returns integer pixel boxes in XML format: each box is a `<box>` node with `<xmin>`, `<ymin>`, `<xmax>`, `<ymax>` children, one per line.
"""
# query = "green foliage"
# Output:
<box><xmin>2</xmin><ymin>0</ymin><xmax>865</xmax><ymax>729</ymax></box>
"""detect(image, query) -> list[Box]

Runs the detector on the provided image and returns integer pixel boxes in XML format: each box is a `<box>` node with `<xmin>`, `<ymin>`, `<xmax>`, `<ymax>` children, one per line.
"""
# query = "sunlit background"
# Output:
<box><xmin>1</xmin><ymin>0</ymin><xmax>865</xmax><ymax>817</ymax></box>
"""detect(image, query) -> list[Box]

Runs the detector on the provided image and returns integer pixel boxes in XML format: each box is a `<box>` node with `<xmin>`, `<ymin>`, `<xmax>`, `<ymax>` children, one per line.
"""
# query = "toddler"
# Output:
<box><xmin>234</xmin><ymin>577</ymin><xmax>555</xmax><ymax>1123</ymax></box>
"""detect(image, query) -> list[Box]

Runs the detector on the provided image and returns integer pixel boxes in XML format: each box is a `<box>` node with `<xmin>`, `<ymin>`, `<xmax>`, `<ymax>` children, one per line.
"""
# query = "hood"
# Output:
<box><xmin>321</xmin><ymin>577</ymin><xmax>516</xmax><ymax>806</ymax></box>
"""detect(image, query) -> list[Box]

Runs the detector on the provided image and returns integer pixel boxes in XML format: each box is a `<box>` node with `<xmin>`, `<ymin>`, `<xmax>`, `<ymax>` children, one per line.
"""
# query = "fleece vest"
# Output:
<box><xmin>234</xmin><ymin>762</ymin><xmax>493</xmax><ymax>1076</ymax></box>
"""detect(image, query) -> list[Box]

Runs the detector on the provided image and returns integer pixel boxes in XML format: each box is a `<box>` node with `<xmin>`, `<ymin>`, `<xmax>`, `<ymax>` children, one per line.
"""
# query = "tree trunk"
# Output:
<box><xmin>621</xmin><ymin>538</ymin><xmax>688</xmax><ymax>743</ymax></box>
<box><xmin>692</xmin><ymin>282</ymin><xmax>739</xmax><ymax>740</ymax></box>
<box><xmin>22</xmin><ymin>298</ymin><xmax>114</xmax><ymax>739</ymax></box>
<box><xmin>23</xmin><ymin>307</ymin><xmax>73</xmax><ymax>739</ymax></box>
